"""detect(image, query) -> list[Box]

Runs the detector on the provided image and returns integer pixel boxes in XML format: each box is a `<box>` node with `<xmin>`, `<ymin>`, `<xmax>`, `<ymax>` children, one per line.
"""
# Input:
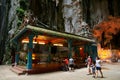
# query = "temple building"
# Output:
<box><xmin>10</xmin><ymin>25</ymin><xmax>97</xmax><ymax>74</ymax></box>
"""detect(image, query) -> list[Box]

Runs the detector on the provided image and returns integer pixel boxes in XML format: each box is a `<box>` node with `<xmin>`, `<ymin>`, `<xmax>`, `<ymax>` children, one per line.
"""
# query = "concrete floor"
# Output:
<box><xmin>0</xmin><ymin>62</ymin><xmax>120</xmax><ymax>80</ymax></box>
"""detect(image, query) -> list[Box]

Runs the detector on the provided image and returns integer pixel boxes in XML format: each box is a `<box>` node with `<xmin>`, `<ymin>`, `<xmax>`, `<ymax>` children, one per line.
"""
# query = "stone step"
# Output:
<box><xmin>13</xmin><ymin>66</ymin><xmax>26</xmax><ymax>72</ymax></box>
<box><xmin>10</xmin><ymin>66</ymin><xmax>26</xmax><ymax>75</ymax></box>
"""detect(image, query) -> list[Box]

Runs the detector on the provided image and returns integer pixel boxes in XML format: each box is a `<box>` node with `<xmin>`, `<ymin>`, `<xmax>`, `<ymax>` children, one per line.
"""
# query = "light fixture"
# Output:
<box><xmin>53</xmin><ymin>43</ymin><xmax>63</xmax><ymax>46</ymax></box>
<box><xmin>32</xmin><ymin>57</ymin><xmax>35</xmax><ymax>60</ymax></box>
<box><xmin>80</xmin><ymin>47</ymin><xmax>82</xmax><ymax>50</ymax></box>
<box><xmin>33</xmin><ymin>41</ymin><xmax>37</xmax><ymax>44</ymax></box>
<box><xmin>22</xmin><ymin>40</ymin><xmax>45</xmax><ymax>45</ymax></box>
<box><xmin>39</xmin><ymin>42</ymin><xmax>45</xmax><ymax>45</ymax></box>
<box><xmin>32</xmin><ymin>54</ymin><xmax>36</xmax><ymax>60</ymax></box>
<box><xmin>22</xmin><ymin>40</ymin><xmax>37</xmax><ymax>44</ymax></box>
<box><xmin>22</xmin><ymin>40</ymin><xmax>29</xmax><ymax>43</ymax></box>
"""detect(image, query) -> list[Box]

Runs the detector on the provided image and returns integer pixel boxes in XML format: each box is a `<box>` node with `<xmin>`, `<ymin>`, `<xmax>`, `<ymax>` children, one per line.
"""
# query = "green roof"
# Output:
<box><xmin>11</xmin><ymin>25</ymin><xmax>96</xmax><ymax>43</ymax></box>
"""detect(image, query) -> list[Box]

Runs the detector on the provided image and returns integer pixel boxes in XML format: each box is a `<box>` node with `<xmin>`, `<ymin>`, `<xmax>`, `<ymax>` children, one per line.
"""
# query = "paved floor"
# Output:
<box><xmin>0</xmin><ymin>62</ymin><xmax>120</xmax><ymax>80</ymax></box>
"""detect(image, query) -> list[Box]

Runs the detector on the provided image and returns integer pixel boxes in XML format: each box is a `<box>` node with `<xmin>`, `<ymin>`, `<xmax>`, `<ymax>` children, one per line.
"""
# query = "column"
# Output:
<box><xmin>48</xmin><ymin>45</ymin><xmax>51</xmax><ymax>63</ymax></box>
<box><xmin>67</xmin><ymin>39</ymin><xmax>72</xmax><ymax>58</ymax></box>
<box><xmin>91</xmin><ymin>45</ymin><xmax>98</xmax><ymax>61</ymax></box>
<box><xmin>27</xmin><ymin>35</ymin><xmax>34</xmax><ymax>69</ymax></box>
<box><xmin>84</xmin><ymin>44</ymin><xmax>90</xmax><ymax>56</ymax></box>
<box><xmin>15</xmin><ymin>41</ymin><xmax>20</xmax><ymax>66</ymax></box>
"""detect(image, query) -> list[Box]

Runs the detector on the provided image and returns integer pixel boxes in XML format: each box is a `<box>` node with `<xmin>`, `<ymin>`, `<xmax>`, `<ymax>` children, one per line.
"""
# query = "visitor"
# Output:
<box><xmin>96</xmin><ymin>57</ymin><xmax>103</xmax><ymax>78</ymax></box>
<box><xmin>86</xmin><ymin>56</ymin><xmax>92</xmax><ymax>74</ymax></box>
<box><xmin>69</xmin><ymin>57</ymin><xmax>74</xmax><ymax>72</ymax></box>
<box><xmin>63</xmin><ymin>58</ymin><xmax>69</xmax><ymax>71</ymax></box>
<box><xmin>91</xmin><ymin>61</ymin><xmax>96</xmax><ymax>78</ymax></box>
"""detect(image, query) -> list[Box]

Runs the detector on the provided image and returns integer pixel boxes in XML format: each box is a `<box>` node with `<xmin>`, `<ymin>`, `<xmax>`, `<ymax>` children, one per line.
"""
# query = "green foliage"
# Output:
<box><xmin>3</xmin><ymin>44</ymin><xmax>12</xmax><ymax>64</ymax></box>
<box><xmin>17</xmin><ymin>19</ymin><xmax>22</xmax><ymax>27</ymax></box>
<box><xmin>20</xmin><ymin>0</ymin><xmax>28</xmax><ymax>10</ymax></box>
<box><xmin>16</xmin><ymin>0</ymin><xmax>29</xmax><ymax>27</ymax></box>
<box><xmin>16</xmin><ymin>8</ymin><xmax>25</xmax><ymax>20</ymax></box>
<box><xmin>16</xmin><ymin>7</ymin><xmax>25</xmax><ymax>26</ymax></box>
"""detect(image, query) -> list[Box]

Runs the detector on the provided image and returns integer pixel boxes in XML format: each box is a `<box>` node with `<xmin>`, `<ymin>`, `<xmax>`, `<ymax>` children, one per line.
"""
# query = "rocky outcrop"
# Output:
<box><xmin>8</xmin><ymin>0</ymin><xmax>19</xmax><ymax>38</ymax></box>
<box><xmin>63</xmin><ymin>0</ymin><xmax>92</xmax><ymax>37</ymax></box>
<box><xmin>0</xmin><ymin>0</ymin><xmax>20</xmax><ymax>64</ymax></box>
<box><xmin>0</xmin><ymin>0</ymin><xmax>9</xmax><ymax>64</ymax></box>
<box><xmin>1</xmin><ymin>0</ymin><xmax>120</xmax><ymax>64</ymax></box>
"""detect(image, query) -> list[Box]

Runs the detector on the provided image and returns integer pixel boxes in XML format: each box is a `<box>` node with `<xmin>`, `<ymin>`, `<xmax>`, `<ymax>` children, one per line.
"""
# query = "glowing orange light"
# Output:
<box><xmin>21</xmin><ymin>40</ymin><xmax>45</xmax><ymax>45</ymax></box>
<box><xmin>80</xmin><ymin>47</ymin><xmax>82</xmax><ymax>50</ymax></box>
<box><xmin>53</xmin><ymin>43</ymin><xmax>63</xmax><ymax>46</ymax></box>
<box><xmin>98</xmin><ymin>49</ymin><xmax>111</xmax><ymax>60</ymax></box>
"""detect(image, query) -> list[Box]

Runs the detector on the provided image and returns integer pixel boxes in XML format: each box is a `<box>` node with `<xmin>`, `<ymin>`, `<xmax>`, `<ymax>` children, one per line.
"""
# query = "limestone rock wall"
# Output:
<box><xmin>1</xmin><ymin>0</ymin><xmax>120</xmax><ymax>64</ymax></box>
<box><xmin>63</xmin><ymin>0</ymin><xmax>91</xmax><ymax>37</ymax></box>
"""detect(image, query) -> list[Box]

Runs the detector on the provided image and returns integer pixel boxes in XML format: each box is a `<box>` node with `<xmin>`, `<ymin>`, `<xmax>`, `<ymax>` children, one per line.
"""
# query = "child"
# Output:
<box><xmin>91</xmin><ymin>61</ymin><xmax>96</xmax><ymax>78</ymax></box>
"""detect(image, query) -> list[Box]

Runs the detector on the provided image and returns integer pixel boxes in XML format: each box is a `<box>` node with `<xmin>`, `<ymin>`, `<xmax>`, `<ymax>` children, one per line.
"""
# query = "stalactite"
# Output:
<box><xmin>56</xmin><ymin>0</ymin><xmax>64</xmax><ymax>31</ymax></box>
<box><xmin>29</xmin><ymin>0</ymin><xmax>64</xmax><ymax>31</ymax></box>
<box><xmin>117</xmin><ymin>0</ymin><xmax>120</xmax><ymax>16</ymax></box>
<box><xmin>107</xmin><ymin>0</ymin><xmax>114</xmax><ymax>16</ymax></box>
<box><xmin>82</xmin><ymin>0</ymin><xmax>91</xmax><ymax>26</ymax></box>
<box><xmin>51</xmin><ymin>1</ymin><xmax>56</xmax><ymax>29</ymax></box>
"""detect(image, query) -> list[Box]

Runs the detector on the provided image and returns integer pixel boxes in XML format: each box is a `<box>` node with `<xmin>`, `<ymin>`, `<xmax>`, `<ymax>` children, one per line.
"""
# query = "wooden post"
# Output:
<box><xmin>91</xmin><ymin>45</ymin><xmax>98</xmax><ymax>61</ymax></box>
<box><xmin>15</xmin><ymin>41</ymin><xmax>20</xmax><ymax>66</ymax></box>
<box><xmin>68</xmin><ymin>39</ymin><xmax>72</xmax><ymax>58</ymax></box>
<box><xmin>48</xmin><ymin>45</ymin><xmax>51</xmax><ymax>63</ymax></box>
<box><xmin>27</xmin><ymin>35</ymin><xmax>34</xmax><ymax>69</ymax></box>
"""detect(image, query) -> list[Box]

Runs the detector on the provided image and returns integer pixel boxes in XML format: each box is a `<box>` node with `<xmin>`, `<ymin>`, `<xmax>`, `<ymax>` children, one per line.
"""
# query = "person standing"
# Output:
<box><xmin>69</xmin><ymin>57</ymin><xmax>74</xmax><ymax>72</ymax></box>
<box><xmin>87</xmin><ymin>56</ymin><xmax>92</xmax><ymax>74</ymax></box>
<box><xmin>63</xmin><ymin>58</ymin><xmax>69</xmax><ymax>71</ymax></box>
<box><xmin>95</xmin><ymin>57</ymin><xmax>103</xmax><ymax>78</ymax></box>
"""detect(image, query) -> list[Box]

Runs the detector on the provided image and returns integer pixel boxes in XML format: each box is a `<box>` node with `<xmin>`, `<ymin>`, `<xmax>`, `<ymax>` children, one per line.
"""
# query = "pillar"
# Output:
<box><xmin>48</xmin><ymin>45</ymin><xmax>51</xmax><ymax>63</ymax></box>
<box><xmin>27</xmin><ymin>35</ymin><xmax>34</xmax><ymax>69</ymax></box>
<box><xmin>68</xmin><ymin>39</ymin><xmax>72</xmax><ymax>58</ymax></box>
<box><xmin>15</xmin><ymin>41</ymin><xmax>20</xmax><ymax>66</ymax></box>
<box><xmin>91</xmin><ymin>45</ymin><xmax>98</xmax><ymax>61</ymax></box>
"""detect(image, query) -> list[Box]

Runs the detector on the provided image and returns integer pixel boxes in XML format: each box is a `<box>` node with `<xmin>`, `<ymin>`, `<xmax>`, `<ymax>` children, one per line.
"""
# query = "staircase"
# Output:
<box><xmin>10</xmin><ymin>66</ymin><xmax>26</xmax><ymax>75</ymax></box>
